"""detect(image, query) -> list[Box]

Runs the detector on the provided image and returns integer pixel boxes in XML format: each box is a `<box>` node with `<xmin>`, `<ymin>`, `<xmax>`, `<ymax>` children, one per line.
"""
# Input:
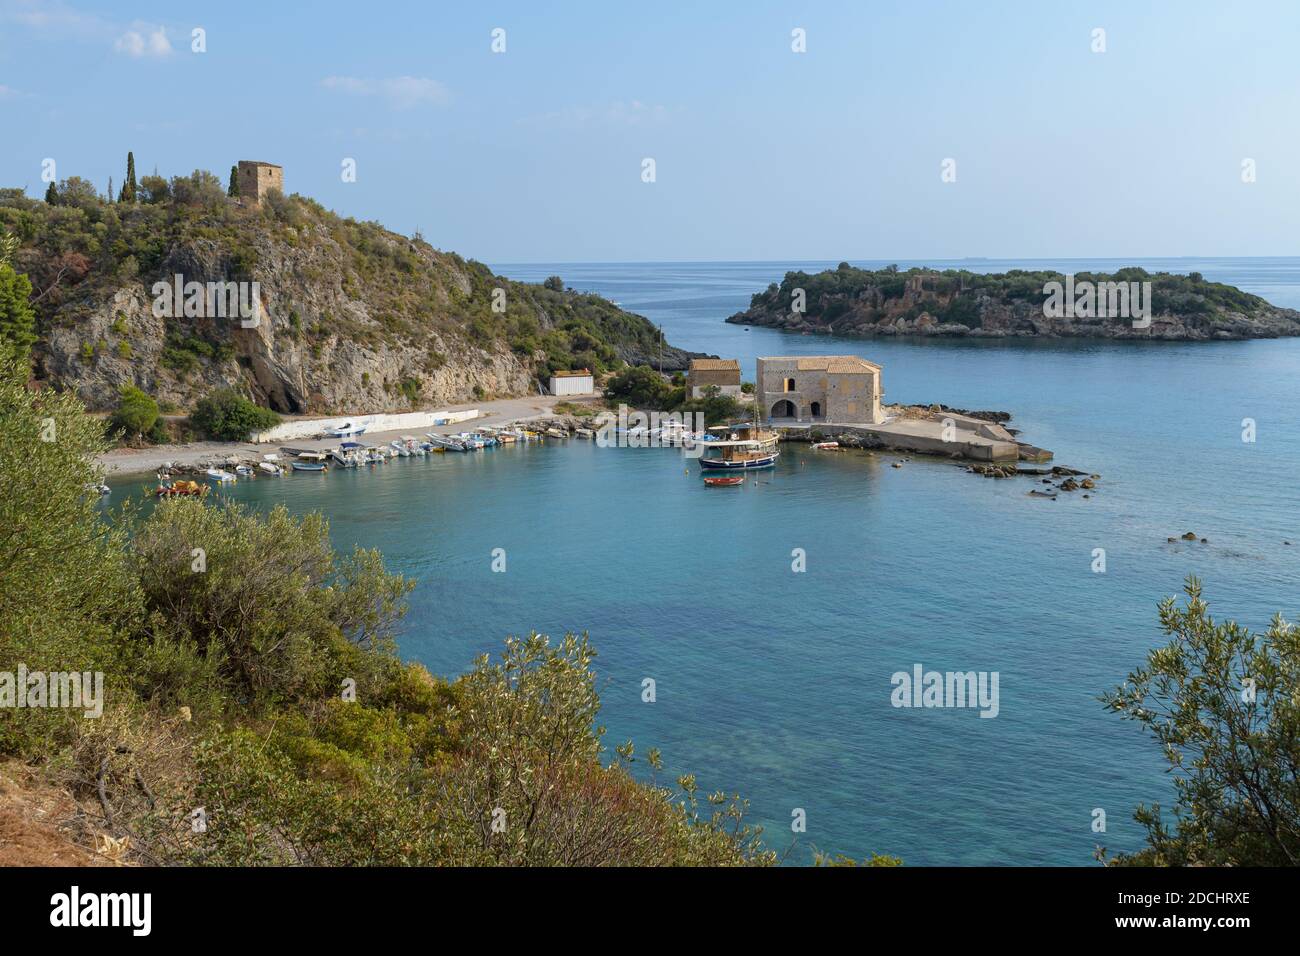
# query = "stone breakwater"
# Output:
<box><xmin>778</xmin><ymin>403</ymin><xmax>1100</xmax><ymax>491</ymax></box>
<box><xmin>777</xmin><ymin>404</ymin><xmax>1033</xmax><ymax>463</ymax></box>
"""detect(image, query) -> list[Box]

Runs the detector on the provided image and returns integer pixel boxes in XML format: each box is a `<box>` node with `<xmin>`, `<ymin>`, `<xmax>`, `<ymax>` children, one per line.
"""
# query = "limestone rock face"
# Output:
<box><xmin>26</xmin><ymin>199</ymin><xmax>694</xmax><ymax>412</ymax></box>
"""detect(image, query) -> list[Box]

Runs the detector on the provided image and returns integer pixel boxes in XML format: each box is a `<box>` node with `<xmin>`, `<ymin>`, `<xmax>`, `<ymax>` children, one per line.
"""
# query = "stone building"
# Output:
<box><xmin>236</xmin><ymin>161</ymin><xmax>283</xmax><ymax>206</ymax></box>
<box><xmin>685</xmin><ymin>358</ymin><xmax>742</xmax><ymax>399</ymax></box>
<box><xmin>756</xmin><ymin>355</ymin><xmax>883</xmax><ymax>424</ymax></box>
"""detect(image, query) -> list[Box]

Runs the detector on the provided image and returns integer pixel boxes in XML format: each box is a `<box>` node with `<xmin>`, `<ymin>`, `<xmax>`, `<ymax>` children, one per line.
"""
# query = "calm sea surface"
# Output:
<box><xmin>111</xmin><ymin>257</ymin><xmax>1300</xmax><ymax>865</ymax></box>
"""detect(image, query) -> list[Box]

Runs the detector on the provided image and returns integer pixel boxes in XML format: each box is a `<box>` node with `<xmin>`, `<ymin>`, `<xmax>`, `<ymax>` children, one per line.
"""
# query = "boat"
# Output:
<box><xmin>235</xmin><ymin>464</ymin><xmax>255</xmax><ymax>476</ymax></box>
<box><xmin>812</xmin><ymin>441</ymin><xmax>841</xmax><ymax>450</ymax></box>
<box><xmin>659</xmin><ymin>421</ymin><xmax>709</xmax><ymax>447</ymax></box>
<box><xmin>698</xmin><ymin>423</ymin><xmax>780</xmax><ymax>470</ymax></box>
<box><xmin>455</xmin><ymin>432</ymin><xmax>488</xmax><ymax>449</ymax></box>
<box><xmin>291</xmin><ymin>461</ymin><xmax>326</xmax><ymax>472</ymax></box>
<box><xmin>389</xmin><ymin>440</ymin><xmax>411</xmax><ymax>457</ymax></box>
<box><xmin>703</xmin><ymin>475</ymin><xmax>746</xmax><ymax>486</ymax></box>
<box><xmin>156</xmin><ymin>479</ymin><xmax>207</xmax><ymax>498</ymax></box>
<box><xmin>326</xmin><ymin>421</ymin><xmax>366</xmax><ymax>438</ymax></box>
<box><xmin>426</xmin><ymin>433</ymin><xmax>468</xmax><ymax>452</ymax></box>
<box><xmin>400</xmin><ymin>436</ymin><xmax>427</xmax><ymax>456</ymax></box>
<box><xmin>205</xmin><ymin>468</ymin><xmax>237</xmax><ymax>484</ymax></box>
<box><xmin>258</xmin><ymin>461</ymin><xmax>282</xmax><ymax>476</ymax></box>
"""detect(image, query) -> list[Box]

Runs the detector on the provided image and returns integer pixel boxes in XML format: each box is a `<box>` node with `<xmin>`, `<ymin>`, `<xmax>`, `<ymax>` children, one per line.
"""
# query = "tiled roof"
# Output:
<box><xmin>689</xmin><ymin>358</ymin><xmax>741</xmax><ymax>371</ymax></box>
<box><xmin>552</xmin><ymin>369</ymin><xmax>592</xmax><ymax>377</ymax></box>
<box><xmin>826</xmin><ymin>359</ymin><xmax>877</xmax><ymax>374</ymax></box>
<box><xmin>774</xmin><ymin>355</ymin><xmax>881</xmax><ymax>372</ymax></box>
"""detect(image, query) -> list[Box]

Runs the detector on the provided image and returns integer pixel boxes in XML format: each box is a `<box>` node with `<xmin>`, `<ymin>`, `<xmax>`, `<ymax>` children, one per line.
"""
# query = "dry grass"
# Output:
<box><xmin>0</xmin><ymin>761</ymin><xmax>107</xmax><ymax>866</ymax></box>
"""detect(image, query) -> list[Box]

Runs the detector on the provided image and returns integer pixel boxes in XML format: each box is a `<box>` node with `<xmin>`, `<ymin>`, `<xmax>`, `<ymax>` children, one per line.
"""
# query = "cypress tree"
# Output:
<box><xmin>228</xmin><ymin>165</ymin><xmax>239</xmax><ymax>198</ymax></box>
<box><xmin>44</xmin><ymin>182</ymin><xmax>58</xmax><ymax>205</ymax></box>
<box><xmin>122</xmin><ymin>151</ymin><xmax>138</xmax><ymax>202</ymax></box>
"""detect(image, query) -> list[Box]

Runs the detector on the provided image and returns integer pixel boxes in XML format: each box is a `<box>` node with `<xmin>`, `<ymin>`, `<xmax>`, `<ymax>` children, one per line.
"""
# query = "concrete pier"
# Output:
<box><xmin>771</xmin><ymin>410</ymin><xmax>1028</xmax><ymax>462</ymax></box>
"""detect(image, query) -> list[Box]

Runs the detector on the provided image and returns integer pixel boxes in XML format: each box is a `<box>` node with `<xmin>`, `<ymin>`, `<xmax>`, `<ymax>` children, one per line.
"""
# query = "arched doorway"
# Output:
<box><xmin>771</xmin><ymin>399</ymin><xmax>796</xmax><ymax>419</ymax></box>
<box><xmin>809</xmin><ymin>401</ymin><xmax>822</xmax><ymax>418</ymax></box>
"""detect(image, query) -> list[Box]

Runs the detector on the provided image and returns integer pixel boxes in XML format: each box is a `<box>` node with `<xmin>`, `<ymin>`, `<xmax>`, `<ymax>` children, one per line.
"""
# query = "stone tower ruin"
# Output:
<box><xmin>236</xmin><ymin>161</ymin><xmax>283</xmax><ymax>206</ymax></box>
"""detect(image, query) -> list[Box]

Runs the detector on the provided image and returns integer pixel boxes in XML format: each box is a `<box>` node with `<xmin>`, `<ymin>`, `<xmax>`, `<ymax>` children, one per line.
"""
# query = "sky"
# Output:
<box><xmin>2</xmin><ymin>0</ymin><xmax>1298</xmax><ymax>262</ymax></box>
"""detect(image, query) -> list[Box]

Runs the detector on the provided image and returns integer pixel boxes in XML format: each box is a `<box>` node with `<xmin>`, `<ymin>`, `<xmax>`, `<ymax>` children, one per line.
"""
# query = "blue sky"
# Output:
<box><xmin>2</xmin><ymin>0</ymin><xmax>1297</xmax><ymax>262</ymax></box>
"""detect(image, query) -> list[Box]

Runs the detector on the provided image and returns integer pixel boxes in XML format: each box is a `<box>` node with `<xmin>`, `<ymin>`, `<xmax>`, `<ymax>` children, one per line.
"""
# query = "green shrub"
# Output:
<box><xmin>110</xmin><ymin>384</ymin><xmax>159</xmax><ymax>439</ymax></box>
<box><xmin>604</xmin><ymin>364</ymin><xmax>673</xmax><ymax>410</ymax></box>
<box><xmin>189</xmin><ymin>388</ymin><xmax>280</xmax><ymax>440</ymax></box>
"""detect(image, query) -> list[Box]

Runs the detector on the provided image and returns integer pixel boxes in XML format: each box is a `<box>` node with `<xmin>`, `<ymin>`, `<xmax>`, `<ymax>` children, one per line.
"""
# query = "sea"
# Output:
<box><xmin>109</xmin><ymin>257</ymin><xmax>1300</xmax><ymax>865</ymax></box>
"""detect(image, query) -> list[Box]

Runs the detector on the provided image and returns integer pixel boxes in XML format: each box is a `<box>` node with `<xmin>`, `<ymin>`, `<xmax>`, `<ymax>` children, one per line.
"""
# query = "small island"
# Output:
<box><xmin>727</xmin><ymin>263</ymin><xmax>1300</xmax><ymax>340</ymax></box>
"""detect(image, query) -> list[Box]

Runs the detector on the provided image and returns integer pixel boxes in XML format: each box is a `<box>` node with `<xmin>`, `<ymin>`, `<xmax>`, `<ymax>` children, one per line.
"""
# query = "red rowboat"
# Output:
<box><xmin>703</xmin><ymin>475</ymin><xmax>745</xmax><ymax>486</ymax></box>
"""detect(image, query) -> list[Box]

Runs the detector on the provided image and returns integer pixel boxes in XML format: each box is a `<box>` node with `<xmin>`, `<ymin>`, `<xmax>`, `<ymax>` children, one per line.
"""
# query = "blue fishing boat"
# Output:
<box><xmin>291</xmin><ymin>461</ymin><xmax>326</xmax><ymax>472</ymax></box>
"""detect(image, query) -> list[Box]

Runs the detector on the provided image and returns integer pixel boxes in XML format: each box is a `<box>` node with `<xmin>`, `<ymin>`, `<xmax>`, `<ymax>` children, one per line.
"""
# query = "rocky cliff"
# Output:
<box><xmin>1</xmin><ymin>184</ymin><xmax>696</xmax><ymax>412</ymax></box>
<box><xmin>728</xmin><ymin>264</ymin><xmax>1300</xmax><ymax>341</ymax></box>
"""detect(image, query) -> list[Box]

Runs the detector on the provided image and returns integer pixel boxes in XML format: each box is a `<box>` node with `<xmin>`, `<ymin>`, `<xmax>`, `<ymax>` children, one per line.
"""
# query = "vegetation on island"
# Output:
<box><xmin>731</xmin><ymin>261</ymin><xmax>1293</xmax><ymax>337</ymax></box>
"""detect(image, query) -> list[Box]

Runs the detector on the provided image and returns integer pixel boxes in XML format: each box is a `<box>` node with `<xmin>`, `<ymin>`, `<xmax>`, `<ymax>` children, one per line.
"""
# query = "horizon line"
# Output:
<box><xmin>486</xmin><ymin>255</ymin><xmax>1300</xmax><ymax>267</ymax></box>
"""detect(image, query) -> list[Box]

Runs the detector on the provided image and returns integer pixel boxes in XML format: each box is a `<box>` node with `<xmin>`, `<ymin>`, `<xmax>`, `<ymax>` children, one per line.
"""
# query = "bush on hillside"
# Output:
<box><xmin>110</xmin><ymin>384</ymin><xmax>159</xmax><ymax>440</ymax></box>
<box><xmin>189</xmin><ymin>388</ymin><xmax>280</xmax><ymax>441</ymax></box>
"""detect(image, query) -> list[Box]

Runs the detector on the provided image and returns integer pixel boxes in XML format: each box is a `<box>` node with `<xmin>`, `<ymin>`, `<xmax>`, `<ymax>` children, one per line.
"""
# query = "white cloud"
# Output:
<box><xmin>321</xmin><ymin>75</ymin><xmax>450</xmax><ymax>110</ymax></box>
<box><xmin>3</xmin><ymin>0</ymin><xmax>106</xmax><ymax>34</ymax></box>
<box><xmin>0</xmin><ymin>85</ymin><xmax>22</xmax><ymax>98</ymax></box>
<box><xmin>114</xmin><ymin>24</ymin><xmax>171</xmax><ymax>58</ymax></box>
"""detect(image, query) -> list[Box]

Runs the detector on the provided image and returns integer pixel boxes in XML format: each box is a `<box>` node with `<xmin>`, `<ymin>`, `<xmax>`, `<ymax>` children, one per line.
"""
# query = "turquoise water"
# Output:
<box><xmin>112</xmin><ymin>258</ymin><xmax>1300</xmax><ymax>865</ymax></box>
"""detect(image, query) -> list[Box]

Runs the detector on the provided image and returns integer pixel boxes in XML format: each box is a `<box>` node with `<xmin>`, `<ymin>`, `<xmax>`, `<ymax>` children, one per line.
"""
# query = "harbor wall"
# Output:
<box><xmin>251</xmin><ymin>409</ymin><xmax>480</xmax><ymax>443</ymax></box>
<box><xmin>775</xmin><ymin>423</ymin><xmax>1021</xmax><ymax>462</ymax></box>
